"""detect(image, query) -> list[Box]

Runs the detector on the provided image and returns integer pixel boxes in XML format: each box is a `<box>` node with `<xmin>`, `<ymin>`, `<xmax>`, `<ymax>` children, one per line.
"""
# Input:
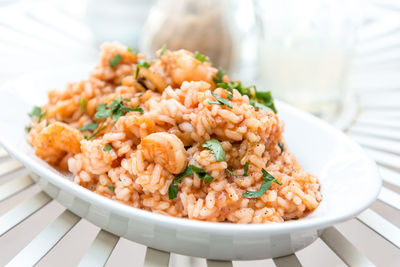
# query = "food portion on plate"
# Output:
<box><xmin>26</xmin><ymin>42</ymin><xmax>321</xmax><ymax>223</ymax></box>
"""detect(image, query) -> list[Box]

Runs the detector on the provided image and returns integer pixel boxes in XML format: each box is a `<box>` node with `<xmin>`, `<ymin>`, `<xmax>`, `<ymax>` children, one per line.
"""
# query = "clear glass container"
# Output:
<box><xmin>256</xmin><ymin>0</ymin><xmax>360</xmax><ymax>122</ymax></box>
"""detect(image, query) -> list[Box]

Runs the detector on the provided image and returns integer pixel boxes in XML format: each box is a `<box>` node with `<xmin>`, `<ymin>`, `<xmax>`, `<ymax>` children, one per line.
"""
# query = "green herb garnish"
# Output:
<box><xmin>160</xmin><ymin>44</ymin><xmax>167</xmax><ymax>56</ymax></box>
<box><xmin>109</xmin><ymin>53</ymin><xmax>122</xmax><ymax>68</ymax></box>
<box><xmin>242</xmin><ymin>169</ymin><xmax>281</xmax><ymax>198</ymax></box>
<box><xmin>194</xmin><ymin>51</ymin><xmax>210</xmax><ymax>63</ymax></box>
<box><xmin>208</xmin><ymin>91</ymin><xmax>232</xmax><ymax>108</ymax></box>
<box><xmin>168</xmin><ymin>167</ymin><xmax>194</xmax><ymax>199</ymax></box>
<box><xmin>136</xmin><ymin>60</ymin><xmax>151</xmax><ymax>78</ymax></box>
<box><xmin>94</xmin><ymin>96</ymin><xmax>143</xmax><ymax>122</ymax></box>
<box><xmin>25</xmin><ymin>126</ymin><xmax>32</xmax><ymax>133</ymax></box>
<box><xmin>202</xmin><ymin>138</ymin><xmax>226</xmax><ymax>161</ymax></box>
<box><xmin>127</xmin><ymin>46</ymin><xmax>133</xmax><ymax>52</ymax></box>
<box><xmin>212</xmin><ymin>67</ymin><xmax>225</xmax><ymax>85</ymax></box>
<box><xmin>278</xmin><ymin>142</ymin><xmax>284</xmax><ymax>154</ymax></box>
<box><xmin>244</xmin><ymin>161</ymin><xmax>249</xmax><ymax>176</ymax></box>
<box><xmin>226</xmin><ymin>169</ymin><xmax>237</xmax><ymax>176</ymax></box>
<box><xmin>107</xmin><ymin>186</ymin><xmax>115</xmax><ymax>191</ymax></box>
<box><xmin>255</xmin><ymin>91</ymin><xmax>277</xmax><ymax>113</ymax></box>
<box><xmin>168</xmin><ymin>184</ymin><xmax>178</xmax><ymax>200</ymax></box>
<box><xmin>103</xmin><ymin>144</ymin><xmax>113</xmax><ymax>151</ymax></box>
<box><xmin>80</xmin><ymin>98</ymin><xmax>86</xmax><ymax>111</ymax></box>
<box><xmin>79</xmin><ymin>122</ymin><xmax>99</xmax><ymax>132</ymax></box>
<box><xmin>28</xmin><ymin>106</ymin><xmax>47</xmax><ymax>122</ymax></box>
<box><xmin>84</xmin><ymin>125</ymin><xmax>106</xmax><ymax>140</ymax></box>
<box><xmin>189</xmin><ymin>165</ymin><xmax>214</xmax><ymax>184</ymax></box>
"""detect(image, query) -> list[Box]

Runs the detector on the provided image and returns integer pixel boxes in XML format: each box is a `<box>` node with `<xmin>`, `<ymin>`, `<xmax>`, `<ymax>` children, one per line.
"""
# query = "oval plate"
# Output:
<box><xmin>0</xmin><ymin>67</ymin><xmax>381</xmax><ymax>260</ymax></box>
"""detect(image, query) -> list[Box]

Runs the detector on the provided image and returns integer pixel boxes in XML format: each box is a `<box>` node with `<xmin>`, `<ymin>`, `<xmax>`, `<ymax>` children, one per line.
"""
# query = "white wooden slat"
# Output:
<box><xmin>321</xmin><ymin>227</ymin><xmax>375</xmax><ymax>267</ymax></box>
<box><xmin>5</xmin><ymin>210</ymin><xmax>80</xmax><ymax>267</ymax></box>
<box><xmin>78</xmin><ymin>230</ymin><xmax>119</xmax><ymax>267</ymax></box>
<box><xmin>354</xmin><ymin>135</ymin><xmax>400</xmax><ymax>155</ymax></box>
<box><xmin>0</xmin><ymin>159</ymin><xmax>23</xmax><ymax>176</ymax></box>
<box><xmin>0</xmin><ymin>192</ymin><xmax>51</xmax><ymax>236</ymax></box>
<box><xmin>0</xmin><ymin>174</ymin><xmax>34</xmax><ymax>202</ymax></box>
<box><xmin>143</xmin><ymin>248</ymin><xmax>170</xmax><ymax>267</ymax></box>
<box><xmin>363</xmin><ymin>148</ymin><xmax>399</xmax><ymax>170</ymax></box>
<box><xmin>378</xmin><ymin>166</ymin><xmax>400</xmax><ymax>188</ymax></box>
<box><xmin>357</xmin><ymin>209</ymin><xmax>400</xmax><ymax>248</ymax></box>
<box><xmin>273</xmin><ymin>254</ymin><xmax>302</xmax><ymax>267</ymax></box>
<box><xmin>349</xmin><ymin>125</ymin><xmax>400</xmax><ymax>141</ymax></box>
<box><xmin>378</xmin><ymin>187</ymin><xmax>400</xmax><ymax>210</ymax></box>
<box><xmin>357</xmin><ymin>116</ymin><xmax>400</xmax><ymax>128</ymax></box>
<box><xmin>207</xmin><ymin>260</ymin><xmax>233</xmax><ymax>267</ymax></box>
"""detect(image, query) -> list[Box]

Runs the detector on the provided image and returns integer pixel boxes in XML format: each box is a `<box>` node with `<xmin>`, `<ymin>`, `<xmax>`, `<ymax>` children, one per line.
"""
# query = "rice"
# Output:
<box><xmin>27</xmin><ymin>42</ymin><xmax>322</xmax><ymax>223</ymax></box>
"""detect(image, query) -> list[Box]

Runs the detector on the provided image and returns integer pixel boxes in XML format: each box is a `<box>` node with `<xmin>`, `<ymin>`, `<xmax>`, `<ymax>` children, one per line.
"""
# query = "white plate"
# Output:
<box><xmin>0</xmin><ymin>67</ymin><xmax>381</xmax><ymax>260</ymax></box>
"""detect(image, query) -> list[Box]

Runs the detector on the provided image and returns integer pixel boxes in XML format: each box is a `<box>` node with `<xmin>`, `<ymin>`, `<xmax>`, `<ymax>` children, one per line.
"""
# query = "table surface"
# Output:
<box><xmin>0</xmin><ymin>0</ymin><xmax>399</xmax><ymax>266</ymax></box>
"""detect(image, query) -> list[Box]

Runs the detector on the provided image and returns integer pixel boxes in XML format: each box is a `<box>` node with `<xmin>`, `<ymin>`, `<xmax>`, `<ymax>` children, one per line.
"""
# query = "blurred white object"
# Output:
<box><xmin>256</xmin><ymin>0</ymin><xmax>361</xmax><ymax>122</ymax></box>
<box><xmin>86</xmin><ymin>0</ymin><xmax>156</xmax><ymax>48</ymax></box>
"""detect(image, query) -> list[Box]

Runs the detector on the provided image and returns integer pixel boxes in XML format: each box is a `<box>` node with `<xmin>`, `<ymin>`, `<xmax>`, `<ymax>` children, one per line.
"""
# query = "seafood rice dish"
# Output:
<box><xmin>27</xmin><ymin>42</ymin><xmax>322</xmax><ymax>223</ymax></box>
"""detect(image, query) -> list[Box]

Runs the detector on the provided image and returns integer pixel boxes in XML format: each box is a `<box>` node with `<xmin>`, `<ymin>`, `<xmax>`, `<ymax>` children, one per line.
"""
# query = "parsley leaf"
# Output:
<box><xmin>202</xmin><ymin>138</ymin><xmax>226</xmax><ymax>161</ymax></box>
<box><xmin>244</xmin><ymin>161</ymin><xmax>249</xmax><ymax>176</ymax></box>
<box><xmin>94</xmin><ymin>96</ymin><xmax>143</xmax><ymax>122</ymax></box>
<box><xmin>189</xmin><ymin>165</ymin><xmax>214</xmax><ymax>184</ymax></box>
<box><xmin>194</xmin><ymin>51</ymin><xmax>210</xmax><ymax>63</ymax></box>
<box><xmin>107</xmin><ymin>186</ymin><xmax>115</xmax><ymax>191</ymax></box>
<box><xmin>278</xmin><ymin>142</ymin><xmax>284</xmax><ymax>154</ymax></box>
<box><xmin>160</xmin><ymin>44</ymin><xmax>167</xmax><ymax>56</ymax></box>
<box><xmin>80</xmin><ymin>98</ymin><xmax>86</xmax><ymax>110</ymax></box>
<box><xmin>127</xmin><ymin>46</ymin><xmax>133</xmax><ymax>52</ymax></box>
<box><xmin>242</xmin><ymin>169</ymin><xmax>281</xmax><ymax>198</ymax></box>
<box><xmin>136</xmin><ymin>60</ymin><xmax>151</xmax><ymax>78</ymax></box>
<box><xmin>212</xmin><ymin>67</ymin><xmax>225</xmax><ymax>85</ymax></box>
<box><xmin>255</xmin><ymin>91</ymin><xmax>277</xmax><ymax>113</ymax></box>
<box><xmin>168</xmin><ymin>184</ymin><xmax>178</xmax><ymax>200</ymax></box>
<box><xmin>28</xmin><ymin>106</ymin><xmax>46</xmax><ymax>122</ymax></box>
<box><xmin>168</xmin><ymin>167</ymin><xmax>194</xmax><ymax>200</ymax></box>
<box><xmin>85</xmin><ymin>125</ymin><xmax>106</xmax><ymax>140</ymax></box>
<box><xmin>208</xmin><ymin>91</ymin><xmax>232</xmax><ymax>108</ymax></box>
<box><xmin>79</xmin><ymin>122</ymin><xmax>98</xmax><ymax>132</ymax></box>
<box><xmin>103</xmin><ymin>144</ymin><xmax>113</xmax><ymax>151</ymax></box>
<box><xmin>109</xmin><ymin>53</ymin><xmax>122</xmax><ymax>68</ymax></box>
<box><xmin>250</xmin><ymin>100</ymin><xmax>273</xmax><ymax>112</ymax></box>
<box><xmin>226</xmin><ymin>169</ymin><xmax>238</xmax><ymax>176</ymax></box>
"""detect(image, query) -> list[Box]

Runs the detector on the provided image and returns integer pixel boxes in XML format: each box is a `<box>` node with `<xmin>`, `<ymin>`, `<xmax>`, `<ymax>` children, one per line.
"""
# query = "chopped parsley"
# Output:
<box><xmin>136</xmin><ymin>60</ymin><xmax>151</xmax><ymax>78</ymax></box>
<box><xmin>168</xmin><ymin>167</ymin><xmax>194</xmax><ymax>199</ymax></box>
<box><xmin>244</xmin><ymin>161</ymin><xmax>249</xmax><ymax>176</ymax></box>
<box><xmin>208</xmin><ymin>91</ymin><xmax>232</xmax><ymax>108</ymax></box>
<box><xmin>28</xmin><ymin>106</ymin><xmax>47</xmax><ymax>122</ymax></box>
<box><xmin>107</xmin><ymin>186</ymin><xmax>115</xmax><ymax>191</ymax></box>
<box><xmin>242</xmin><ymin>169</ymin><xmax>281</xmax><ymax>198</ymax></box>
<box><xmin>25</xmin><ymin>126</ymin><xmax>32</xmax><ymax>133</ymax></box>
<box><xmin>212</xmin><ymin>70</ymin><xmax>277</xmax><ymax>113</ymax></box>
<box><xmin>278</xmin><ymin>142</ymin><xmax>285</xmax><ymax>154</ymax></box>
<box><xmin>226</xmin><ymin>169</ymin><xmax>238</xmax><ymax>176</ymax></box>
<box><xmin>168</xmin><ymin>165</ymin><xmax>214</xmax><ymax>199</ymax></box>
<box><xmin>212</xmin><ymin>67</ymin><xmax>225</xmax><ymax>84</ymax></box>
<box><xmin>127</xmin><ymin>46</ymin><xmax>133</xmax><ymax>52</ymax></box>
<box><xmin>194</xmin><ymin>51</ymin><xmax>210</xmax><ymax>63</ymax></box>
<box><xmin>168</xmin><ymin>184</ymin><xmax>178</xmax><ymax>200</ymax></box>
<box><xmin>103</xmin><ymin>144</ymin><xmax>113</xmax><ymax>151</ymax></box>
<box><xmin>202</xmin><ymin>138</ymin><xmax>226</xmax><ymax>161</ymax></box>
<box><xmin>189</xmin><ymin>165</ymin><xmax>214</xmax><ymax>184</ymax></box>
<box><xmin>109</xmin><ymin>53</ymin><xmax>122</xmax><ymax>68</ymax></box>
<box><xmin>84</xmin><ymin>125</ymin><xmax>106</xmax><ymax>140</ymax></box>
<box><xmin>94</xmin><ymin>96</ymin><xmax>143</xmax><ymax>122</ymax></box>
<box><xmin>160</xmin><ymin>44</ymin><xmax>167</xmax><ymax>56</ymax></box>
<box><xmin>79</xmin><ymin>122</ymin><xmax>98</xmax><ymax>132</ymax></box>
<box><xmin>80</xmin><ymin>98</ymin><xmax>86</xmax><ymax>111</ymax></box>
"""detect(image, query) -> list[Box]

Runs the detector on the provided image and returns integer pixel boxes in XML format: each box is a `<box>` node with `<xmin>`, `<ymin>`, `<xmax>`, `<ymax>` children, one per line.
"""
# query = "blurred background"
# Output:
<box><xmin>0</xmin><ymin>0</ymin><xmax>399</xmax><ymax>125</ymax></box>
<box><xmin>0</xmin><ymin>0</ymin><xmax>400</xmax><ymax>266</ymax></box>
